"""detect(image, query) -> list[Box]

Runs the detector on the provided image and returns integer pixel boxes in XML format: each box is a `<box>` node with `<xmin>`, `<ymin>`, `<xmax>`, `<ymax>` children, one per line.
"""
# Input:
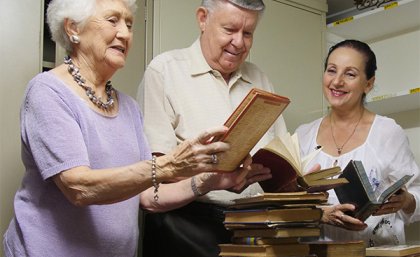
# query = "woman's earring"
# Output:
<box><xmin>70</xmin><ymin>35</ymin><xmax>80</xmax><ymax>44</ymax></box>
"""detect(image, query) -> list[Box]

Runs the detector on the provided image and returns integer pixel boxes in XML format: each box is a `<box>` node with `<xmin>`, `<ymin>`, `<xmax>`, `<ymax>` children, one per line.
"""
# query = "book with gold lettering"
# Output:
<box><xmin>214</xmin><ymin>88</ymin><xmax>290</xmax><ymax>172</ymax></box>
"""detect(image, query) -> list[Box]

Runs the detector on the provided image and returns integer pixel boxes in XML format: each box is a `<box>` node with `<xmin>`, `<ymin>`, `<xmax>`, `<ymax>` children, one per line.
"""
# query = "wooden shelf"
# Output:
<box><xmin>366</xmin><ymin>87</ymin><xmax>420</xmax><ymax>115</ymax></box>
<box><xmin>327</xmin><ymin>0</ymin><xmax>420</xmax><ymax>42</ymax></box>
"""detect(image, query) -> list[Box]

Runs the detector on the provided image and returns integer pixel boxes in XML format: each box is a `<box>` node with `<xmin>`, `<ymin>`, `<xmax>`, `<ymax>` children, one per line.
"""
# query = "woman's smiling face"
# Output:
<box><xmin>323</xmin><ymin>47</ymin><xmax>374</xmax><ymax>110</ymax></box>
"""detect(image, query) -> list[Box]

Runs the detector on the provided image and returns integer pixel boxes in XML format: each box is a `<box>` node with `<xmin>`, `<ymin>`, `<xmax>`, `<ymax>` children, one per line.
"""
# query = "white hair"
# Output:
<box><xmin>47</xmin><ymin>0</ymin><xmax>137</xmax><ymax>54</ymax></box>
<box><xmin>201</xmin><ymin>0</ymin><xmax>265</xmax><ymax>14</ymax></box>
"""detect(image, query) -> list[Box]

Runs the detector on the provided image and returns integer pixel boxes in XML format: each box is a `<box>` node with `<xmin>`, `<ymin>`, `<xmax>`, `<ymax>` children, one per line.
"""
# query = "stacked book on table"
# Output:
<box><xmin>219</xmin><ymin>191</ymin><xmax>327</xmax><ymax>257</ymax></box>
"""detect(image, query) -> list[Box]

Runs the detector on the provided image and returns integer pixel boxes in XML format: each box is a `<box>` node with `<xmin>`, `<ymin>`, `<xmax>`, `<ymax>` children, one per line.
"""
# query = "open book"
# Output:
<box><xmin>214</xmin><ymin>88</ymin><xmax>290</xmax><ymax>172</ymax></box>
<box><xmin>253</xmin><ymin>132</ymin><xmax>347</xmax><ymax>193</ymax></box>
<box><xmin>334</xmin><ymin>160</ymin><xmax>414</xmax><ymax>221</ymax></box>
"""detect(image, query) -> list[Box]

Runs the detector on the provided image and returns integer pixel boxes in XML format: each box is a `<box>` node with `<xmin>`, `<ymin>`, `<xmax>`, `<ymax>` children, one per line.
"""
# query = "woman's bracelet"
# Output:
<box><xmin>151</xmin><ymin>155</ymin><xmax>159</xmax><ymax>201</ymax></box>
<box><xmin>191</xmin><ymin>176</ymin><xmax>205</xmax><ymax>197</ymax></box>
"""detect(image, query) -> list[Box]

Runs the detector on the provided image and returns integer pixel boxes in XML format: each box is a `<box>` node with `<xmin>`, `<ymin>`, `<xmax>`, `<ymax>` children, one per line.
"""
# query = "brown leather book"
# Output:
<box><xmin>214</xmin><ymin>88</ymin><xmax>290</xmax><ymax>172</ymax></box>
<box><xmin>254</xmin><ymin>133</ymin><xmax>347</xmax><ymax>193</ymax></box>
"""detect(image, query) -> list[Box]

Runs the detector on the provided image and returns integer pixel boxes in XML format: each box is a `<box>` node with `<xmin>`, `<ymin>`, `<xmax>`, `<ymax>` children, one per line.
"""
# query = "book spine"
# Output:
<box><xmin>354</xmin><ymin>161</ymin><xmax>376</xmax><ymax>200</ymax></box>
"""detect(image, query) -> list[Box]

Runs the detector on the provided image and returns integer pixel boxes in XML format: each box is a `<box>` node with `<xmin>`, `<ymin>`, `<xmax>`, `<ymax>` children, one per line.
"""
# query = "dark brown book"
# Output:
<box><xmin>233</xmin><ymin>227</ymin><xmax>320</xmax><ymax>239</ymax></box>
<box><xmin>231</xmin><ymin>236</ymin><xmax>299</xmax><ymax>245</ymax></box>
<box><xmin>230</xmin><ymin>192</ymin><xmax>328</xmax><ymax>209</ymax></box>
<box><xmin>334</xmin><ymin>160</ymin><xmax>414</xmax><ymax>221</ymax></box>
<box><xmin>213</xmin><ymin>88</ymin><xmax>290</xmax><ymax>172</ymax></box>
<box><xmin>254</xmin><ymin>134</ymin><xmax>347</xmax><ymax>193</ymax></box>
<box><xmin>219</xmin><ymin>243</ymin><xmax>310</xmax><ymax>257</ymax></box>
<box><xmin>305</xmin><ymin>240</ymin><xmax>366</xmax><ymax>257</ymax></box>
<box><xmin>224</xmin><ymin>207</ymin><xmax>322</xmax><ymax>224</ymax></box>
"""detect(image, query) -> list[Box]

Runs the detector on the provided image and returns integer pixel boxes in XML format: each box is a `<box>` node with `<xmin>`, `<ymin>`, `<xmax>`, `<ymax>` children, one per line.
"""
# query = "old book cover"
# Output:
<box><xmin>214</xmin><ymin>88</ymin><xmax>290</xmax><ymax>172</ymax></box>
<box><xmin>305</xmin><ymin>240</ymin><xmax>366</xmax><ymax>257</ymax></box>
<box><xmin>224</xmin><ymin>221</ymin><xmax>320</xmax><ymax>230</ymax></box>
<box><xmin>366</xmin><ymin>245</ymin><xmax>420</xmax><ymax>256</ymax></box>
<box><xmin>224</xmin><ymin>207</ymin><xmax>322</xmax><ymax>224</ymax></box>
<box><xmin>230</xmin><ymin>192</ymin><xmax>328</xmax><ymax>209</ymax></box>
<box><xmin>334</xmin><ymin>160</ymin><xmax>414</xmax><ymax>221</ymax></box>
<box><xmin>233</xmin><ymin>227</ymin><xmax>321</xmax><ymax>239</ymax></box>
<box><xmin>219</xmin><ymin>243</ymin><xmax>310</xmax><ymax>257</ymax></box>
<box><xmin>231</xmin><ymin>236</ymin><xmax>299</xmax><ymax>245</ymax></box>
<box><xmin>254</xmin><ymin>133</ymin><xmax>347</xmax><ymax>193</ymax></box>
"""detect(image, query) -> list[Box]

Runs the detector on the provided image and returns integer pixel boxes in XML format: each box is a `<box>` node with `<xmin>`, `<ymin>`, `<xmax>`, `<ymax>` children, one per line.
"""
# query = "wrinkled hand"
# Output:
<box><xmin>321</xmin><ymin>204</ymin><xmax>367</xmax><ymax>231</ymax></box>
<box><xmin>193</xmin><ymin>155</ymin><xmax>270</xmax><ymax>194</ymax></box>
<box><xmin>155</xmin><ymin>126</ymin><xmax>230</xmax><ymax>182</ymax></box>
<box><xmin>374</xmin><ymin>187</ymin><xmax>415</xmax><ymax>216</ymax></box>
<box><xmin>229</xmin><ymin>161</ymin><xmax>272</xmax><ymax>193</ymax></box>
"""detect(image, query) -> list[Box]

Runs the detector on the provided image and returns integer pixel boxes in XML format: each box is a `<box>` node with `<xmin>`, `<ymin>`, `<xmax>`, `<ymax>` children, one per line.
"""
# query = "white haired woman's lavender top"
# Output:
<box><xmin>3</xmin><ymin>72</ymin><xmax>151</xmax><ymax>257</ymax></box>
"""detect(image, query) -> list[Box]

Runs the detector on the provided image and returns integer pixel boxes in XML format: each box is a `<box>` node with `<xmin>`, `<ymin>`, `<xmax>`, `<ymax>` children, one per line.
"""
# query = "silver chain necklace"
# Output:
<box><xmin>64</xmin><ymin>56</ymin><xmax>114</xmax><ymax>110</ymax></box>
<box><xmin>330</xmin><ymin>109</ymin><xmax>364</xmax><ymax>156</ymax></box>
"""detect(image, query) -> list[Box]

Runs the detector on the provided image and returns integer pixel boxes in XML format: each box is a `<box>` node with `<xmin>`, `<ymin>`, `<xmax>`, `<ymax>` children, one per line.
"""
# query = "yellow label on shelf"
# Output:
<box><xmin>384</xmin><ymin>1</ymin><xmax>399</xmax><ymax>10</ymax></box>
<box><xmin>371</xmin><ymin>94</ymin><xmax>393</xmax><ymax>101</ymax></box>
<box><xmin>333</xmin><ymin>16</ymin><xmax>354</xmax><ymax>26</ymax></box>
<box><xmin>410</xmin><ymin>88</ymin><xmax>420</xmax><ymax>94</ymax></box>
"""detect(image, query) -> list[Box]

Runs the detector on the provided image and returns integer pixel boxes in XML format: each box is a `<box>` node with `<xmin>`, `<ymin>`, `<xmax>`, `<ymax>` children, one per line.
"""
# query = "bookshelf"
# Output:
<box><xmin>327</xmin><ymin>0</ymin><xmax>420</xmax><ymax>115</ymax></box>
<box><xmin>327</xmin><ymin>0</ymin><xmax>420</xmax><ymax>42</ymax></box>
<box><xmin>366</xmin><ymin>88</ymin><xmax>420</xmax><ymax>115</ymax></box>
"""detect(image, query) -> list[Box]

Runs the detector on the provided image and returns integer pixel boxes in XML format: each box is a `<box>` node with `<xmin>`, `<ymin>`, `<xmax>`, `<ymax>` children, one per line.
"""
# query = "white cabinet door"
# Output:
<box><xmin>250</xmin><ymin>0</ymin><xmax>327</xmax><ymax>131</ymax></box>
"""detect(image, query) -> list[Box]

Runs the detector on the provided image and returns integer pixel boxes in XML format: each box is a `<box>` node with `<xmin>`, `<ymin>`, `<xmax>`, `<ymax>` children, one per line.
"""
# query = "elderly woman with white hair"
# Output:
<box><xmin>2</xmin><ymin>0</ymin><xmax>255</xmax><ymax>256</ymax></box>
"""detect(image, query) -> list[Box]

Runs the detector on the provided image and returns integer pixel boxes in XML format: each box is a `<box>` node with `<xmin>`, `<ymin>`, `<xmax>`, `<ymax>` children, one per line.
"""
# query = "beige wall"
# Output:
<box><xmin>1</xmin><ymin>2</ymin><xmax>42</xmax><ymax>253</ymax></box>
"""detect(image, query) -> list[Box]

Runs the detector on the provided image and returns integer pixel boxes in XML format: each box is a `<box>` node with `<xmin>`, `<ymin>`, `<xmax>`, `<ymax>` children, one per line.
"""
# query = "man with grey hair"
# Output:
<box><xmin>137</xmin><ymin>0</ymin><xmax>287</xmax><ymax>256</ymax></box>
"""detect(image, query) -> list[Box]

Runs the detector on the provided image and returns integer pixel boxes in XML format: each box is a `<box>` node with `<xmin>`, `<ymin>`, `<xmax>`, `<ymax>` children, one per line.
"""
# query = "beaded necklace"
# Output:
<box><xmin>64</xmin><ymin>56</ymin><xmax>114</xmax><ymax>109</ymax></box>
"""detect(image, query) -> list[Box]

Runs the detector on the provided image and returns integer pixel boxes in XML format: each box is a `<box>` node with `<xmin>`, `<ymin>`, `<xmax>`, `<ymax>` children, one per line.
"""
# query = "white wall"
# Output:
<box><xmin>1</xmin><ymin>1</ymin><xmax>42</xmax><ymax>256</ymax></box>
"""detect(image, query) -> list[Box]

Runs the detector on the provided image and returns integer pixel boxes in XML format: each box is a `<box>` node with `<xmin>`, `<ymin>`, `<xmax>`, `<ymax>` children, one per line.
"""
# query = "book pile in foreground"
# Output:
<box><xmin>219</xmin><ymin>191</ymin><xmax>327</xmax><ymax>257</ymax></box>
<box><xmin>303</xmin><ymin>240</ymin><xmax>366</xmax><ymax>257</ymax></box>
<box><xmin>366</xmin><ymin>244</ymin><xmax>420</xmax><ymax>257</ymax></box>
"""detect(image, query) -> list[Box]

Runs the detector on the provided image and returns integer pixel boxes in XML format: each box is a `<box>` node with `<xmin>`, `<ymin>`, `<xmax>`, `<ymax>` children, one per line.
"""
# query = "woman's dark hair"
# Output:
<box><xmin>324</xmin><ymin>39</ymin><xmax>377</xmax><ymax>80</ymax></box>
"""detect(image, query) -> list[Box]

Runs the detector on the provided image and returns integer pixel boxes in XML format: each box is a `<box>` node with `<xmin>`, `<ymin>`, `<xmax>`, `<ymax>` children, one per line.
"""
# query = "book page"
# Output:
<box><xmin>263</xmin><ymin>136</ymin><xmax>300</xmax><ymax>175</ymax></box>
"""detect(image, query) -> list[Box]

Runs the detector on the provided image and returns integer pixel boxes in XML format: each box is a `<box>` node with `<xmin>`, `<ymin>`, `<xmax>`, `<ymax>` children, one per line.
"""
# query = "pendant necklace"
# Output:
<box><xmin>64</xmin><ymin>56</ymin><xmax>114</xmax><ymax>110</ymax></box>
<box><xmin>330</xmin><ymin>108</ymin><xmax>364</xmax><ymax>157</ymax></box>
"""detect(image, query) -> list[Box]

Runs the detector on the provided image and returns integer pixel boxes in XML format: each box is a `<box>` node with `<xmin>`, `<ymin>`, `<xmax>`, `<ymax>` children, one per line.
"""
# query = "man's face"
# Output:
<box><xmin>198</xmin><ymin>2</ymin><xmax>259</xmax><ymax>80</ymax></box>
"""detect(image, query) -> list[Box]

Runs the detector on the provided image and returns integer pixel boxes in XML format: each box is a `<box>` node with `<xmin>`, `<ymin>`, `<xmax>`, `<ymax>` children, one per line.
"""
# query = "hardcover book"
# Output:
<box><xmin>366</xmin><ymin>244</ymin><xmax>420</xmax><ymax>257</ymax></box>
<box><xmin>254</xmin><ymin>133</ymin><xmax>347</xmax><ymax>192</ymax></box>
<box><xmin>232</xmin><ymin>227</ymin><xmax>321</xmax><ymax>239</ymax></box>
<box><xmin>223</xmin><ymin>207</ymin><xmax>322</xmax><ymax>225</ymax></box>
<box><xmin>305</xmin><ymin>240</ymin><xmax>366</xmax><ymax>257</ymax></box>
<box><xmin>219</xmin><ymin>243</ymin><xmax>310</xmax><ymax>257</ymax></box>
<box><xmin>334</xmin><ymin>160</ymin><xmax>414</xmax><ymax>221</ymax></box>
<box><xmin>213</xmin><ymin>88</ymin><xmax>290</xmax><ymax>172</ymax></box>
<box><xmin>230</xmin><ymin>192</ymin><xmax>328</xmax><ymax>209</ymax></box>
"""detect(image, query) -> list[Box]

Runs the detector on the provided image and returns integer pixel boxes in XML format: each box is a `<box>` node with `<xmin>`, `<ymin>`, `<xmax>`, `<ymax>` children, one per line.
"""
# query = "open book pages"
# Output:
<box><xmin>258</xmin><ymin>132</ymin><xmax>326</xmax><ymax>176</ymax></box>
<box><xmin>255</xmin><ymin>133</ymin><xmax>345</xmax><ymax>193</ymax></box>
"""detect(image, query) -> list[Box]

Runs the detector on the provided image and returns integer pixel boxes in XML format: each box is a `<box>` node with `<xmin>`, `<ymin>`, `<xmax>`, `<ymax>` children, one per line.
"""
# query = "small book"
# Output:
<box><xmin>253</xmin><ymin>133</ymin><xmax>347</xmax><ymax>192</ymax></box>
<box><xmin>334</xmin><ymin>160</ymin><xmax>414</xmax><ymax>221</ymax></box>
<box><xmin>304</xmin><ymin>240</ymin><xmax>366</xmax><ymax>257</ymax></box>
<box><xmin>219</xmin><ymin>243</ymin><xmax>310</xmax><ymax>257</ymax></box>
<box><xmin>224</xmin><ymin>207</ymin><xmax>322</xmax><ymax>224</ymax></box>
<box><xmin>232</xmin><ymin>227</ymin><xmax>321</xmax><ymax>239</ymax></box>
<box><xmin>366</xmin><ymin>245</ymin><xmax>420</xmax><ymax>257</ymax></box>
<box><xmin>213</xmin><ymin>88</ymin><xmax>290</xmax><ymax>172</ymax></box>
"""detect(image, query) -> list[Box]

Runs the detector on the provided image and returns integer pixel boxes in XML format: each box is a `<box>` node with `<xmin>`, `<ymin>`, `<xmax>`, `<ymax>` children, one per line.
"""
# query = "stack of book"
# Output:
<box><xmin>219</xmin><ymin>191</ymin><xmax>327</xmax><ymax>257</ymax></box>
